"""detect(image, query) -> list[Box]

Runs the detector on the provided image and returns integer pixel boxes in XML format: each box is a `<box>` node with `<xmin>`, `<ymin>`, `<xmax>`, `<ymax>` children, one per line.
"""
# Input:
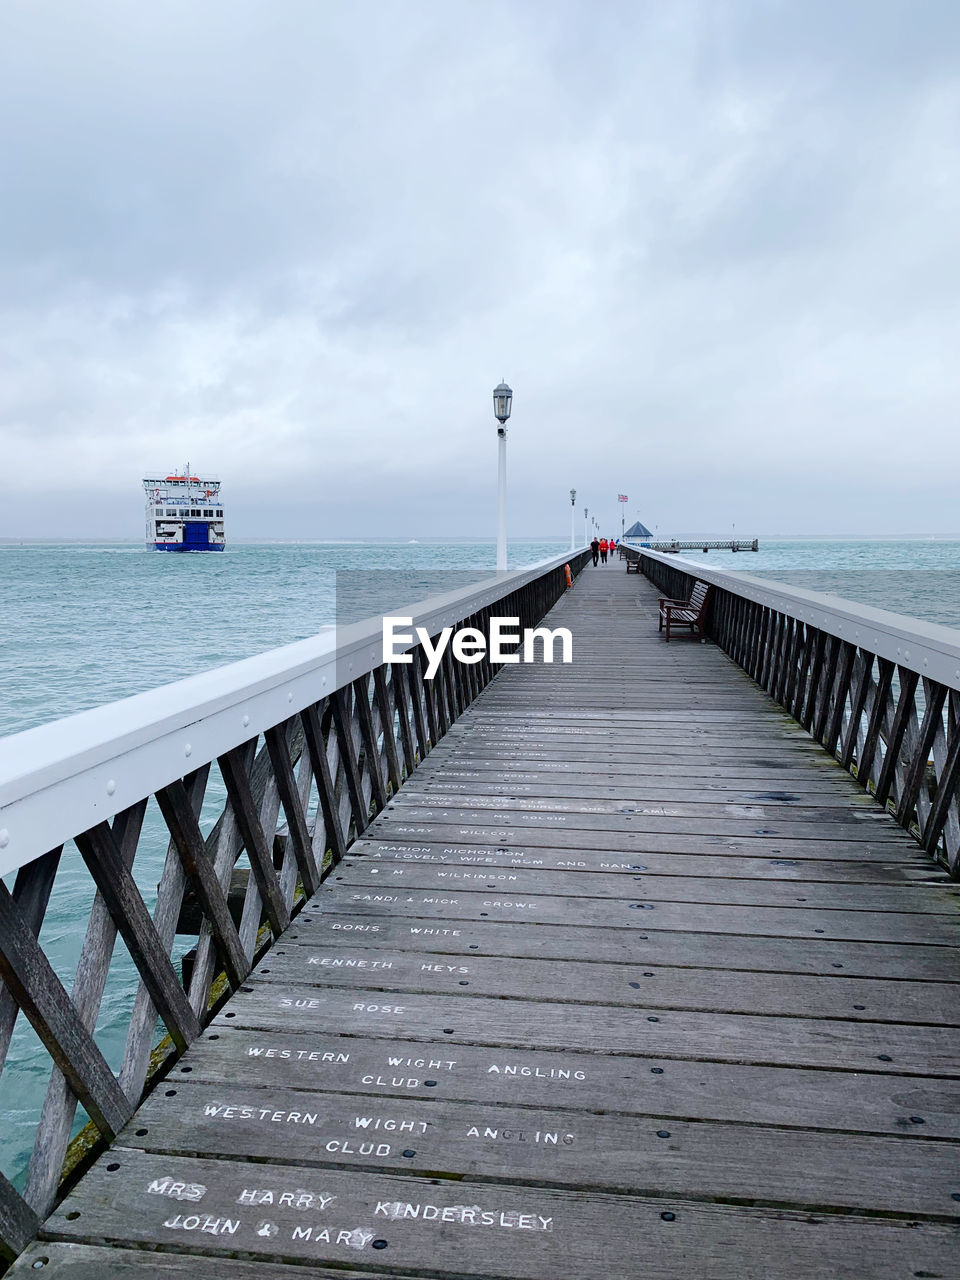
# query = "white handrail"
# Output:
<box><xmin>624</xmin><ymin>543</ymin><xmax>960</xmax><ymax>690</ymax></box>
<box><xmin>0</xmin><ymin>548</ymin><xmax>588</xmax><ymax>877</ymax></box>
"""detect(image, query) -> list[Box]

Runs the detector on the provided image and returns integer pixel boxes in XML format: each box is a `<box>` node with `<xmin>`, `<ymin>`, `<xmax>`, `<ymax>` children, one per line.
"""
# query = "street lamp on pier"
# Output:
<box><xmin>493</xmin><ymin>381</ymin><xmax>512</xmax><ymax>571</ymax></box>
<box><xmin>569</xmin><ymin>489</ymin><xmax>576</xmax><ymax>551</ymax></box>
<box><xmin>583</xmin><ymin>507</ymin><xmax>588</xmax><ymax>544</ymax></box>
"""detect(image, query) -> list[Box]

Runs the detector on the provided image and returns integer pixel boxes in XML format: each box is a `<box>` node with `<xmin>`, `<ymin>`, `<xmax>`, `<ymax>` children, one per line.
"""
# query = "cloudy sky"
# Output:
<box><xmin>1</xmin><ymin>0</ymin><xmax>958</xmax><ymax>540</ymax></box>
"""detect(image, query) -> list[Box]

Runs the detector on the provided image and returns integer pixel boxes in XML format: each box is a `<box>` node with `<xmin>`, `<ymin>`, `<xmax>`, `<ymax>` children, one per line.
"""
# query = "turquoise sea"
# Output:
<box><xmin>3</xmin><ymin>537</ymin><xmax>960</xmax><ymax>739</ymax></box>
<box><xmin>1</xmin><ymin>536</ymin><xmax>959</xmax><ymax>1188</ymax></box>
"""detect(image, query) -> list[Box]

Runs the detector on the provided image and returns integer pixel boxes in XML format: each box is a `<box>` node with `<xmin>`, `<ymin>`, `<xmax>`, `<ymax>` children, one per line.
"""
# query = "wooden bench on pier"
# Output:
<box><xmin>658</xmin><ymin>580</ymin><xmax>711</xmax><ymax>641</ymax></box>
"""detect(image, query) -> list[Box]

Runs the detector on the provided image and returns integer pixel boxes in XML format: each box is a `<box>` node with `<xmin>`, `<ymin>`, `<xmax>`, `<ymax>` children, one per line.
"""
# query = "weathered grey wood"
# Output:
<box><xmin>332</xmin><ymin>858</ymin><xmax>959</xmax><ymax>914</ymax></box>
<box><xmin>122</xmin><ymin>767</ymin><xmax>207</xmax><ymax>1095</ymax></box>
<box><xmin>922</xmin><ymin>718</ymin><xmax>960</xmax><ymax>869</ymax></box>
<box><xmin>0</xmin><ymin>883</ymin><xmax>132</xmax><ymax>1137</ymax></box>
<box><xmin>384</xmin><ymin>791</ymin><xmax>892</xmax><ymax>825</ymax></box>
<box><xmin>235</xmin><ymin>761</ymin><xmax>283</xmax><ymax>959</ymax></box>
<box><xmin>319</xmin><ymin>882</ymin><xmax>960</xmax><ymax>944</ymax></box>
<box><xmin>301</xmin><ymin>701</ymin><xmax>347</xmax><ymax>866</ymax></box>
<box><xmin>75</xmin><ymin>819</ymin><xmax>201</xmax><ymax>1053</ymax></box>
<box><xmin>353</xmin><ymin>674</ymin><xmax>388</xmax><ymax>813</ymax></box>
<box><xmin>859</xmin><ymin>656</ymin><xmax>895</xmax><ymax>786</ymax></box>
<box><xmin>118</xmin><ymin>1080</ymin><xmax>958</xmax><ymax>1219</ymax></box>
<box><xmin>0</xmin><ymin>846</ymin><xmax>62</xmax><ymax>1082</ymax></box>
<box><xmin>218</xmin><ymin>746</ymin><xmax>290</xmax><ymax>937</ymax></box>
<box><xmin>330</xmin><ymin>686</ymin><xmax>368</xmax><ymax>836</ymax></box>
<box><xmin>302</xmin><ymin>909</ymin><xmax>956</xmax><ymax>978</ymax></box>
<box><xmin>25</xmin><ymin>805</ymin><xmax>149</xmax><ymax>1218</ymax></box>
<box><xmin>875</xmin><ymin>667</ymin><xmax>920</xmax><ymax>807</ymax></box>
<box><xmin>0</xmin><ymin>1173</ymin><xmax>39</xmax><ymax>1264</ymax></box>
<box><xmin>265</xmin><ymin>721</ymin><xmax>320</xmax><ymax>896</ymax></box>
<box><xmin>219</xmin><ymin>983</ymin><xmax>960</xmax><ymax>1075</ymax></box>
<box><xmin>180</xmin><ymin>1026</ymin><xmax>960</xmax><ymax>1137</ymax></box>
<box><xmin>156</xmin><ymin>778</ymin><xmax>250</xmax><ymax>989</ymax></box>
<box><xmin>260</xmin><ymin>941</ymin><xmax>960</xmax><ymax>1023</ymax></box>
<box><xmin>350</xmin><ymin>836</ymin><xmax>942</xmax><ymax>881</ymax></box>
<box><xmin>406</xmin><ymin>651</ymin><xmax>431</xmax><ymax>760</ymax></box>
<box><xmin>388</xmin><ymin>663</ymin><xmax>417</xmax><ymax>777</ymax></box>
<box><xmin>10</xmin><ymin>1244</ymin><xmax>389</xmax><ymax>1280</ymax></box>
<box><xmin>372</xmin><ymin>666</ymin><xmax>403</xmax><ymax>795</ymax></box>
<box><xmin>44</xmin><ymin>1151</ymin><xmax>960</xmax><ymax>1279</ymax></box>
<box><xmin>372</xmin><ymin>803</ymin><xmax>912</xmax><ymax>843</ymax></box>
<box><xmin>350</xmin><ymin>819</ymin><xmax>912</xmax><ymax>859</ymax></box>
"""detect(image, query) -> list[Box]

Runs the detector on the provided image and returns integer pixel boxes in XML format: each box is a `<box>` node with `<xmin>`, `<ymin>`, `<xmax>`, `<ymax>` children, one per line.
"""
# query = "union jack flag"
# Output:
<box><xmin>617</xmin><ymin>494</ymin><xmax>628</xmax><ymax>502</ymax></box>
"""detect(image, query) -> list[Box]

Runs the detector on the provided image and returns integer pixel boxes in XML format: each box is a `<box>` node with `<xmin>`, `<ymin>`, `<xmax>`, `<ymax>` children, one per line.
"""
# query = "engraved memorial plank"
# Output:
<box><xmin>293</xmin><ymin>909</ymin><xmax>960</xmax><ymax>979</ymax></box>
<box><xmin>331</xmin><ymin>859</ymin><xmax>959</xmax><ymax>914</ymax></box>
<box><xmin>253</xmin><ymin>943</ymin><xmax>960</xmax><ymax>1024</ymax></box>
<box><xmin>179</xmin><ymin>1028</ymin><xmax>960</xmax><ymax>1138</ymax></box>
<box><xmin>216</xmin><ymin>984</ymin><xmax>960</xmax><ymax>1075</ymax></box>
<box><xmin>351</xmin><ymin>836</ymin><xmax>944</xmax><ymax>882</ymax></box>
<box><xmin>116</xmin><ymin>1081</ymin><xmax>960</xmax><ymax>1219</ymax></box>
<box><xmin>44</xmin><ymin>1151</ymin><xmax>960</xmax><ymax>1280</ymax></box>
<box><xmin>354</xmin><ymin>821</ymin><xmax>912</xmax><ymax>859</ymax></box>
<box><xmin>318</xmin><ymin>884</ymin><xmax>960</xmax><ymax>945</ymax></box>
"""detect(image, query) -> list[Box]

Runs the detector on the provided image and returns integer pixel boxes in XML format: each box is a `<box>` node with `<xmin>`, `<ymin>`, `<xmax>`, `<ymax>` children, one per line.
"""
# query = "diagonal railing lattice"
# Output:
<box><xmin>624</xmin><ymin>545</ymin><xmax>960</xmax><ymax>878</ymax></box>
<box><xmin>0</xmin><ymin>550</ymin><xmax>590</xmax><ymax>1264</ymax></box>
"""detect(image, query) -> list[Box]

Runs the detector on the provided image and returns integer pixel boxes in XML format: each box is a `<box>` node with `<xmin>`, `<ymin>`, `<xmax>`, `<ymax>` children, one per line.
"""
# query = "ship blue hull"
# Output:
<box><xmin>151</xmin><ymin>543</ymin><xmax>225</xmax><ymax>552</ymax></box>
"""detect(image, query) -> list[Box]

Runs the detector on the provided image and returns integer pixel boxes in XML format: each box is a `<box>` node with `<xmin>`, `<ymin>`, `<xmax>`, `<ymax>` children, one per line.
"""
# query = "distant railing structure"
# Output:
<box><xmin>631</xmin><ymin>539</ymin><xmax>759</xmax><ymax>554</ymax></box>
<box><xmin>0</xmin><ymin>548</ymin><xmax>591</xmax><ymax>1264</ymax></box>
<box><xmin>623</xmin><ymin>542</ymin><xmax>960</xmax><ymax>877</ymax></box>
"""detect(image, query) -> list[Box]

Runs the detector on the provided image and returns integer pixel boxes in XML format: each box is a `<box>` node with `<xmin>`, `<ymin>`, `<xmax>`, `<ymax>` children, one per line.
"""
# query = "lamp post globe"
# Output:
<box><xmin>493</xmin><ymin>381</ymin><xmax>513</xmax><ymax>425</ymax></box>
<box><xmin>493</xmin><ymin>381</ymin><xmax>512</xmax><ymax>570</ymax></box>
<box><xmin>569</xmin><ymin>488</ymin><xmax>577</xmax><ymax>551</ymax></box>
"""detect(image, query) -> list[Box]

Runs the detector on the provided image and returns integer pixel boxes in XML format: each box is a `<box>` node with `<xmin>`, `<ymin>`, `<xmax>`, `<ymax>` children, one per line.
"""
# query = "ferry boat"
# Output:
<box><xmin>143</xmin><ymin>466</ymin><xmax>225</xmax><ymax>551</ymax></box>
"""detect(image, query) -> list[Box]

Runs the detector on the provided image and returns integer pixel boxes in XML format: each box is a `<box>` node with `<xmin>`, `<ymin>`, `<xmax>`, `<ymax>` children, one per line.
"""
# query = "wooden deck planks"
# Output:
<box><xmin>15</xmin><ymin>564</ymin><xmax>960</xmax><ymax>1278</ymax></box>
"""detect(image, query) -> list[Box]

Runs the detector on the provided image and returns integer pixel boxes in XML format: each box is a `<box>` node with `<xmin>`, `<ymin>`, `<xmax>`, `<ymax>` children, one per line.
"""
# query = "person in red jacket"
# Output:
<box><xmin>599</xmin><ymin>537</ymin><xmax>609</xmax><ymax>564</ymax></box>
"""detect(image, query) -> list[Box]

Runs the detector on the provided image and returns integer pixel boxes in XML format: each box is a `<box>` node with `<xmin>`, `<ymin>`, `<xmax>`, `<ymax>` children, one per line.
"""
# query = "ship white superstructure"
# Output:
<box><xmin>143</xmin><ymin>466</ymin><xmax>225</xmax><ymax>551</ymax></box>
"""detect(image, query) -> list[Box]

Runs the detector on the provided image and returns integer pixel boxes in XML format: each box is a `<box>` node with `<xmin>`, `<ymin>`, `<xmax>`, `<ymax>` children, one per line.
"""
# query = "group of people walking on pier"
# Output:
<box><xmin>590</xmin><ymin>536</ymin><xmax>617</xmax><ymax>566</ymax></box>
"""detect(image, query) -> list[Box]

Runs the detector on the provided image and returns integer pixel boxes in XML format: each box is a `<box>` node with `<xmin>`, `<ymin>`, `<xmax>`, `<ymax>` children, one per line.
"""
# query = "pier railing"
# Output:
<box><xmin>0</xmin><ymin>548</ymin><xmax>590</xmax><ymax>1263</ymax></box>
<box><xmin>623</xmin><ymin>543</ymin><xmax>960</xmax><ymax>877</ymax></box>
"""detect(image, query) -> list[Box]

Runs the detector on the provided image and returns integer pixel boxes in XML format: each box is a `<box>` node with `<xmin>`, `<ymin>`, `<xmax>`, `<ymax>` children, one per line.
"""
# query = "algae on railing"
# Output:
<box><xmin>0</xmin><ymin>549</ymin><xmax>590</xmax><ymax>1264</ymax></box>
<box><xmin>623</xmin><ymin>543</ymin><xmax>960</xmax><ymax>877</ymax></box>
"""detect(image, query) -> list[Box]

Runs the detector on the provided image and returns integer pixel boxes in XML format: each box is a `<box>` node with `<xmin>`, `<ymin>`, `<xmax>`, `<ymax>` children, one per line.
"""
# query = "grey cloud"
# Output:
<box><xmin>1</xmin><ymin>0</ymin><xmax>958</xmax><ymax>539</ymax></box>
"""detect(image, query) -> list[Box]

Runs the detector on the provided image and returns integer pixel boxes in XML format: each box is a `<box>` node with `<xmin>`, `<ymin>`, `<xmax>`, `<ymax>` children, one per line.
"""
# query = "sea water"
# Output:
<box><xmin>1</xmin><ymin>536</ymin><xmax>958</xmax><ymax>1186</ymax></box>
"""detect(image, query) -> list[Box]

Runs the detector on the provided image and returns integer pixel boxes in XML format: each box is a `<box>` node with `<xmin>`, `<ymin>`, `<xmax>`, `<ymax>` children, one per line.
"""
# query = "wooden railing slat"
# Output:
<box><xmin>0</xmin><ymin>847</ymin><xmax>62</xmax><ymax>1082</ymax></box>
<box><xmin>390</xmin><ymin>663</ymin><xmax>417</xmax><ymax>775</ymax></box>
<box><xmin>122</xmin><ymin>767</ymin><xmax>206</xmax><ymax>1090</ymax></box>
<box><xmin>265</xmin><ymin>719</ymin><xmax>320</xmax><ymax>897</ymax></box>
<box><xmin>824</xmin><ymin>640</ymin><xmax>856</xmax><ymax>757</ymax></box>
<box><xmin>373</xmin><ymin>666</ymin><xmax>403</xmax><ymax>794</ymax></box>
<box><xmin>840</xmin><ymin>649</ymin><xmax>871</xmax><ymax>770</ymax></box>
<box><xmin>24</xmin><ymin>803</ymin><xmax>147</xmax><ymax>1217</ymax></box>
<box><xmin>921</xmin><ymin>714</ymin><xmax>960</xmax><ymax>868</ymax></box>
<box><xmin>330</xmin><ymin>687</ymin><xmax>367</xmax><ymax>838</ymax></box>
<box><xmin>874</xmin><ymin>668</ymin><xmax>921</xmax><ymax>806</ymax></box>
<box><xmin>156</xmin><ymin>779</ymin><xmax>250</xmax><ymax>989</ymax></box>
<box><xmin>219</xmin><ymin>744</ymin><xmax>290</xmax><ymax>936</ymax></box>
<box><xmin>0</xmin><ymin>883</ymin><xmax>132</xmax><ymax>1138</ymax></box>
<box><xmin>75</xmin><ymin>818</ymin><xmax>201</xmax><ymax>1053</ymax></box>
<box><xmin>301</xmin><ymin>702</ymin><xmax>346</xmax><ymax>867</ymax></box>
<box><xmin>858</xmin><ymin>657</ymin><xmax>895</xmax><ymax>788</ymax></box>
<box><xmin>352</xmin><ymin>673</ymin><xmax>388</xmax><ymax>813</ymax></box>
<box><xmin>0</xmin><ymin>1172</ymin><xmax>39</xmax><ymax>1265</ymax></box>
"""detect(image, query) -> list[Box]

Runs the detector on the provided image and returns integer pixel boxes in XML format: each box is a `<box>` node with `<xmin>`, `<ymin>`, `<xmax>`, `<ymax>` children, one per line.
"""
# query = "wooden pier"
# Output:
<box><xmin>13</xmin><ymin>563</ymin><xmax>960</xmax><ymax>1278</ymax></box>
